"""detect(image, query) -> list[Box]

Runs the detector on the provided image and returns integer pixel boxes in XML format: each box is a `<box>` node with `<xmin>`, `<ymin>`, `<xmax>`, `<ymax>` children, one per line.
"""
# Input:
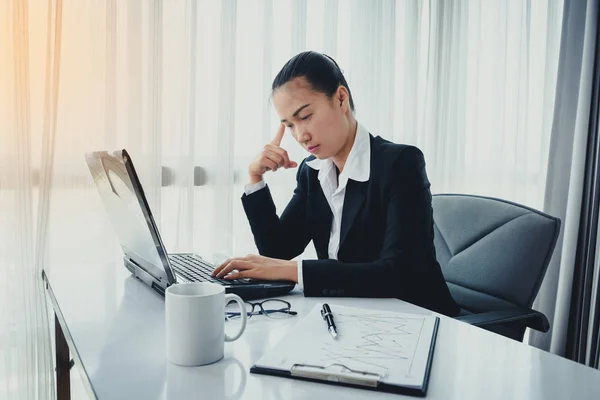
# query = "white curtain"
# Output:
<box><xmin>0</xmin><ymin>1</ymin><xmax>565</xmax><ymax>397</ymax></box>
<box><xmin>0</xmin><ymin>0</ymin><xmax>57</xmax><ymax>399</ymax></box>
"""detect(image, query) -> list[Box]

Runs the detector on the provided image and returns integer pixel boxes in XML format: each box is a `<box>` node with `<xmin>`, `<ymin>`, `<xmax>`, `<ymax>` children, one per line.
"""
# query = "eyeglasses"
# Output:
<box><xmin>225</xmin><ymin>299</ymin><xmax>297</xmax><ymax>320</ymax></box>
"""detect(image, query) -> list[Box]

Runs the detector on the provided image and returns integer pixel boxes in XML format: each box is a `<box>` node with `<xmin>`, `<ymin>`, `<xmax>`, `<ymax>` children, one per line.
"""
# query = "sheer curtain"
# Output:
<box><xmin>1</xmin><ymin>0</ymin><xmax>57</xmax><ymax>399</ymax></box>
<box><xmin>1</xmin><ymin>0</ymin><xmax>565</xmax><ymax>397</ymax></box>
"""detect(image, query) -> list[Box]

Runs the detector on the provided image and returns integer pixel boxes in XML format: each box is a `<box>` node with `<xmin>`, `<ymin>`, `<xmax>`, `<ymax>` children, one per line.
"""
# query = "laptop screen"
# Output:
<box><xmin>85</xmin><ymin>150</ymin><xmax>173</xmax><ymax>284</ymax></box>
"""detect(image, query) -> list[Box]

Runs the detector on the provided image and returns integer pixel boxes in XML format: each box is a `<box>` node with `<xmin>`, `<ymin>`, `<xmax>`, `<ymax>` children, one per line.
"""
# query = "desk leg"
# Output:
<box><xmin>55</xmin><ymin>313</ymin><xmax>71</xmax><ymax>400</ymax></box>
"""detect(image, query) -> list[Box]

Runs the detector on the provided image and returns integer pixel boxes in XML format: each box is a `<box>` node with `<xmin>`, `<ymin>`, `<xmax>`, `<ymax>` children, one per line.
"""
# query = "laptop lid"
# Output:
<box><xmin>84</xmin><ymin>150</ymin><xmax>176</xmax><ymax>287</ymax></box>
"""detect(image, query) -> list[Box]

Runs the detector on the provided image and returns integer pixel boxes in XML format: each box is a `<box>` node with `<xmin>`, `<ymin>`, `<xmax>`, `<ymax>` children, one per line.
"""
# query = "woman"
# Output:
<box><xmin>212</xmin><ymin>51</ymin><xmax>460</xmax><ymax>317</ymax></box>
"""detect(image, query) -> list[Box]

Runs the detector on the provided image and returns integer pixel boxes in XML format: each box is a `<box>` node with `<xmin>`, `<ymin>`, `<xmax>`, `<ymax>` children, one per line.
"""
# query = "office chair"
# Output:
<box><xmin>432</xmin><ymin>194</ymin><xmax>561</xmax><ymax>341</ymax></box>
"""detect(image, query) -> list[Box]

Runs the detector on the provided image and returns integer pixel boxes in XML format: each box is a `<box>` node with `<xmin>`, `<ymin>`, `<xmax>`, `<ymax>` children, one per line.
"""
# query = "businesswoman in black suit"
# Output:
<box><xmin>212</xmin><ymin>51</ymin><xmax>460</xmax><ymax>317</ymax></box>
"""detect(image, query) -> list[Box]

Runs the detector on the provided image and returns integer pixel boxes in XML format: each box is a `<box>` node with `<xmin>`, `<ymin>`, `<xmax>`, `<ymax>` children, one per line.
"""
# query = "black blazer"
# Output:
<box><xmin>242</xmin><ymin>134</ymin><xmax>460</xmax><ymax>317</ymax></box>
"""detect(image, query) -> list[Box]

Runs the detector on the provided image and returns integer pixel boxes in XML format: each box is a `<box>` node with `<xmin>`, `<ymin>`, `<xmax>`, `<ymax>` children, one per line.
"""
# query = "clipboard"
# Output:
<box><xmin>250</xmin><ymin>304</ymin><xmax>440</xmax><ymax>397</ymax></box>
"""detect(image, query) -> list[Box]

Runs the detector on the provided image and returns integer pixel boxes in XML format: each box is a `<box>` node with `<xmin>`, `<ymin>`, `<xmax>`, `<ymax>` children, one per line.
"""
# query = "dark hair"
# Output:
<box><xmin>272</xmin><ymin>51</ymin><xmax>355</xmax><ymax>111</ymax></box>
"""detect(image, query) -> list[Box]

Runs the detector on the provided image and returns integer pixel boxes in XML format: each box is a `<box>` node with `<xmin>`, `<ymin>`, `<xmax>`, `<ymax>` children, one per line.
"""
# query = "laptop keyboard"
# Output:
<box><xmin>168</xmin><ymin>254</ymin><xmax>249</xmax><ymax>286</ymax></box>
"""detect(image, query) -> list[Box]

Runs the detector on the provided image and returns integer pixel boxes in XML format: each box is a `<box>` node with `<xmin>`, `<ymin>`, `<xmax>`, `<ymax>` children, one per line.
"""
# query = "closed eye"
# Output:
<box><xmin>301</xmin><ymin>114</ymin><xmax>312</xmax><ymax>121</ymax></box>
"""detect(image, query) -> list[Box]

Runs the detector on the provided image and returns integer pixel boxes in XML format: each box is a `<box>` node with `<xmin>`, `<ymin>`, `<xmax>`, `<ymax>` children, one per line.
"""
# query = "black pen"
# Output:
<box><xmin>321</xmin><ymin>303</ymin><xmax>338</xmax><ymax>339</ymax></box>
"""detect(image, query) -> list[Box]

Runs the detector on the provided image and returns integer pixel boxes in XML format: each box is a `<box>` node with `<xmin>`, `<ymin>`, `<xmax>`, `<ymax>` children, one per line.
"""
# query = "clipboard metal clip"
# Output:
<box><xmin>290</xmin><ymin>363</ymin><xmax>381</xmax><ymax>387</ymax></box>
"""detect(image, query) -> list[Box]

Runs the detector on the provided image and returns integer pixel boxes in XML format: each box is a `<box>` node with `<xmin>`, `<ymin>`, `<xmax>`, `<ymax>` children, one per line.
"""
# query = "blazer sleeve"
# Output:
<box><xmin>241</xmin><ymin>160</ymin><xmax>312</xmax><ymax>260</ymax></box>
<box><xmin>301</xmin><ymin>146</ymin><xmax>451</xmax><ymax>312</ymax></box>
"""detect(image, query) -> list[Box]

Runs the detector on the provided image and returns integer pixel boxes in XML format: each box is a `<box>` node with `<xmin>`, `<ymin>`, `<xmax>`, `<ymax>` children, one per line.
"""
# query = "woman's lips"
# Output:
<box><xmin>308</xmin><ymin>145</ymin><xmax>319</xmax><ymax>153</ymax></box>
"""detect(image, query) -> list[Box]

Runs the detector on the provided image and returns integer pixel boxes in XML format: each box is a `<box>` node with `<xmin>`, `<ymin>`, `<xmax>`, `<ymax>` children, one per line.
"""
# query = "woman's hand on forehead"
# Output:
<box><xmin>247</xmin><ymin>124</ymin><xmax>298</xmax><ymax>183</ymax></box>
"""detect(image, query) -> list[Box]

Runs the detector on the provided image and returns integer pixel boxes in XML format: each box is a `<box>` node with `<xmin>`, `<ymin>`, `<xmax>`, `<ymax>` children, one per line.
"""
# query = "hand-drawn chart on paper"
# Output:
<box><xmin>254</xmin><ymin>304</ymin><xmax>438</xmax><ymax>387</ymax></box>
<box><xmin>317</xmin><ymin>310</ymin><xmax>426</xmax><ymax>378</ymax></box>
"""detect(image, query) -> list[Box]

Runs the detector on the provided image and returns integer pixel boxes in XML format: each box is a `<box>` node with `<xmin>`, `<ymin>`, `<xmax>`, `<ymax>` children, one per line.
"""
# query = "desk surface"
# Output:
<box><xmin>44</xmin><ymin>262</ymin><xmax>600</xmax><ymax>400</ymax></box>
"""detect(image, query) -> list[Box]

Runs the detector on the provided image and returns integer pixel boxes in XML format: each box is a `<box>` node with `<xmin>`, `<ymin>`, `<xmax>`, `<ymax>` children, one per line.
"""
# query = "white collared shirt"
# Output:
<box><xmin>244</xmin><ymin>122</ymin><xmax>371</xmax><ymax>290</ymax></box>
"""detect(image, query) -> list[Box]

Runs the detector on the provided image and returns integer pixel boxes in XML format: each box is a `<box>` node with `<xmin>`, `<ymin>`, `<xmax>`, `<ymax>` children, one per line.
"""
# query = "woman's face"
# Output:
<box><xmin>272</xmin><ymin>77</ymin><xmax>351</xmax><ymax>159</ymax></box>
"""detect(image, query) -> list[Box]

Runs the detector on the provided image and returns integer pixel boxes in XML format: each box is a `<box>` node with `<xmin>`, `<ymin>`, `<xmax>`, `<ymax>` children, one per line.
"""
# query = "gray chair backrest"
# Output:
<box><xmin>432</xmin><ymin>194</ymin><xmax>561</xmax><ymax>313</ymax></box>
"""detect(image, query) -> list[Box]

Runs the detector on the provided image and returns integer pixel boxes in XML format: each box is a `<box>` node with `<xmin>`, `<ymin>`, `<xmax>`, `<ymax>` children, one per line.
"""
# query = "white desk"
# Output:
<box><xmin>43</xmin><ymin>261</ymin><xmax>600</xmax><ymax>400</ymax></box>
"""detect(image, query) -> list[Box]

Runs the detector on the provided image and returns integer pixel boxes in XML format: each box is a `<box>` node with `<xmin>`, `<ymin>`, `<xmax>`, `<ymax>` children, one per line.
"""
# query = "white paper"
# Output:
<box><xmin>254</xmin><ymin>304</ymin><xmax>438</xmax><ymax>389</ymax></box>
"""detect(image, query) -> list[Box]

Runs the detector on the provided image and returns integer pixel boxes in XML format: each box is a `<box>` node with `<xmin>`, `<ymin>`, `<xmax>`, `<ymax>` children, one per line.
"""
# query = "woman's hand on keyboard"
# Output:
<box><xmin>211</xmin><ymin>254</ymin><xmax>298</xmax><ymax>282</ymax></box>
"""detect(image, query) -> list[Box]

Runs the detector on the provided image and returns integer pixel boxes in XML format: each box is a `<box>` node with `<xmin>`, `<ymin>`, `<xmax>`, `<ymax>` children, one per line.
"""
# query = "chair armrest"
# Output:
<box><xmin>455</xmin><ymin>307</ymin><xmax>550</xmax><ymax>333</ymax></box>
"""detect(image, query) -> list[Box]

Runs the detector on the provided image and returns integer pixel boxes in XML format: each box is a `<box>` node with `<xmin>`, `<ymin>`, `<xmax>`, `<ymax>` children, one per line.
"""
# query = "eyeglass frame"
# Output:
<box><xmin>225</xmin><ymin>299</ymin><xmax>297</xmax><ymax>319</ymax></box>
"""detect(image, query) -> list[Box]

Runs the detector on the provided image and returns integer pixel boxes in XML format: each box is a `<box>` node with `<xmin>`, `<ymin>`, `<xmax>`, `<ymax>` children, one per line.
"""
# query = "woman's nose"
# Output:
<box><xmin>297</xmin><ymin>128</ymin><xmax>311</xmax><ymax>143</ymax></box>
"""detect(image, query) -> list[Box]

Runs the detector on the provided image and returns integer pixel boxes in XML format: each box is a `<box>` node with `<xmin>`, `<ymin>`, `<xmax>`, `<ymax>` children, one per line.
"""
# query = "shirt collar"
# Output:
<box><xmin>306</xmin><ymin>122</ymin><xmax>371</xmax><ymax>187</ymax></box>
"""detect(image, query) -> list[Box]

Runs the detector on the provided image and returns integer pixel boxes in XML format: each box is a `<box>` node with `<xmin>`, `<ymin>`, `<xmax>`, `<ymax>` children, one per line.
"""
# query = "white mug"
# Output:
<box><xmin>165</xmin><ymin>282</ymin><xmax>247</xmax><ymax>366</ymax></box>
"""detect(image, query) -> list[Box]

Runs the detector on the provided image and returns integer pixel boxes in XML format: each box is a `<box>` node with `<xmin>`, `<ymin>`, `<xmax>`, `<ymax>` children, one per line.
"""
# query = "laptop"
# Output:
<box><xmin>84</xmin><ymin>149</ymin><xmax>295</xmax><ymax>300</ymax></box>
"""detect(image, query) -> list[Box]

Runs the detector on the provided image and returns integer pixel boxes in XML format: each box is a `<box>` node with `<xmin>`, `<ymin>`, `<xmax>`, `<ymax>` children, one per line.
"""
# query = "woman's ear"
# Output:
<box><xmin>337</xmin><ymin>86</ymin><xmax>349</xmax><ymax>112</ymax></box>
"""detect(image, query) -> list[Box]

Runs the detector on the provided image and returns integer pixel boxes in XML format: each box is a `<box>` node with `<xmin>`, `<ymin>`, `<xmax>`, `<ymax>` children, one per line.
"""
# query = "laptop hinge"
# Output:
<box><xmin>124</xmin><ymin>257</ymin><xmax>166</xmax><ymax>291</ymax></box>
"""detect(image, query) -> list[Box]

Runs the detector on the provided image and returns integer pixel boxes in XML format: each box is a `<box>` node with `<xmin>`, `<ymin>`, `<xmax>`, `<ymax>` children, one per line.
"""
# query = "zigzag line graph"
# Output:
<box><xmin>317</xmin><ymin>313</ymin><xmax>426</xmax><ymax>375</ymax></box>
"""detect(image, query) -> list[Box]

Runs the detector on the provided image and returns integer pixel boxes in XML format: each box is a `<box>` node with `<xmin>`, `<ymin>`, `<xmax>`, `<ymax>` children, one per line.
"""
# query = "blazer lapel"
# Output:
<box><xmin>340</xmin><ymin>179</ymin><xmax>367</xmax><ymax>247</ymax></box>
<box><xmin>308</xmin><ymin>186</ymin><xmax>333</xmax><ymax>253</ymax></box>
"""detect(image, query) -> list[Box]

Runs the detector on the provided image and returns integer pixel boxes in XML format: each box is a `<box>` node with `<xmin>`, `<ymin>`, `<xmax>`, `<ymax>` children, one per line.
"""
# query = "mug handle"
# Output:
<box><xmin>224</xmin><ymin>293</ymin><xmax>247</xmax><ymax>342</ymax></box>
